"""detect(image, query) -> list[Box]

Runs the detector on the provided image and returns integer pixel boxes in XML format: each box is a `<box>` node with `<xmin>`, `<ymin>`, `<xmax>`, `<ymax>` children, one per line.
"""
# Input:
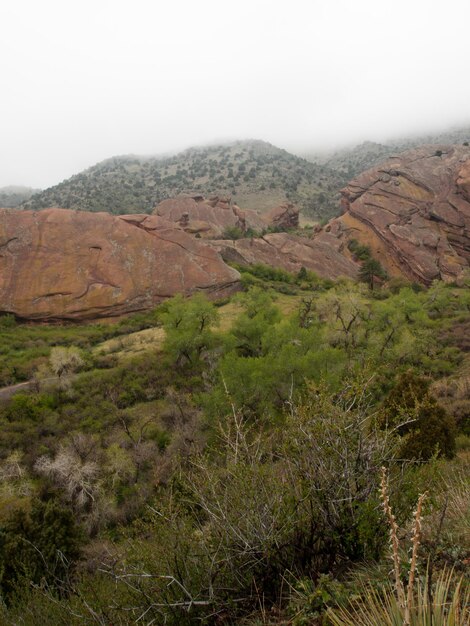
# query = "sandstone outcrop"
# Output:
<box><xmin>210</xmin><ymin>232</ymin><xmax>358</xmax><ymax>281</ymax></box>
<box><xmin>335</xmin><ymin>145</ymin><xmax>470</xmax><ymax>283</ymax></box>
<box><xmin>153</xmin><ymin>195</ymin><xmax>266</xmax><ymax>238</ymax></box>
<box><xmin>0</xmin><ymin>208</ymin><xmax>240</xmax><ymax>321</ymax></box>
<box><xmin>264</xmin><ymin>202</ymin><xmax>299</xmax><ymax>230</ymax></box>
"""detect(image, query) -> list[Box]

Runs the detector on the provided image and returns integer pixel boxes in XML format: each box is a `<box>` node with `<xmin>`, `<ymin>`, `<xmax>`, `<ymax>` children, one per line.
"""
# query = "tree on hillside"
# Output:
<box><xmin>159</xmin><ymin>294</ymin><xmax>220</xmax><ymax>367</ymax></box>
<box><xmin>230</xmin><ymin>287</ymin><xmax>281</xmax><ymax>357</ymax></box>
<box><xmin>358</xmin><ymin>258</ymin><xmax>388</xmax><ymax>290</ymax></box>
<box><xmin>49</xmin><ymin>347</ymin><xmax>84</xmax><ymax>382</ymax></box>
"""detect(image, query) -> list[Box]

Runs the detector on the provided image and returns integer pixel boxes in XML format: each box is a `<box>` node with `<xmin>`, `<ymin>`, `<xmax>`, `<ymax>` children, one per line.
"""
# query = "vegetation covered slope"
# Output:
<box><xmin>22</xmin><ymin>140</ymin><xmax>344</xmax><ymax>219</ymax></box>
<box><xmin>0</xmin><ymin>267</ymin><xmax>469</xmax><ymax>624</ymax></box>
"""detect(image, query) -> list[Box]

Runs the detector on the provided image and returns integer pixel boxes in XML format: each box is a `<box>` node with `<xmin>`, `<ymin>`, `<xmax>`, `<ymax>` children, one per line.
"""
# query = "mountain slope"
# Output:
<box><xmin>23</xmin><ymin>140</ymin><xmax>344</xmax><ymax>220</ymax></box>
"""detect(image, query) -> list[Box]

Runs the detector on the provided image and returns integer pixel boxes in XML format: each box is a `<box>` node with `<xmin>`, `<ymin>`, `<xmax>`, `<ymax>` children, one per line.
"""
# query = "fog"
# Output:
<box><xmin>1</xmin><ymin>0</ymin><xmax>470</xmax><ymax>188</ymax></box>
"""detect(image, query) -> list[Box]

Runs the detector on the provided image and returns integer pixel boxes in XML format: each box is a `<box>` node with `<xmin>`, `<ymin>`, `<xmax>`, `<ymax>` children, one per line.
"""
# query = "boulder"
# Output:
<box><xmin>0</xmin><ymin>208</ymin><xmax>240</xmax><ymax>321</ymax></box>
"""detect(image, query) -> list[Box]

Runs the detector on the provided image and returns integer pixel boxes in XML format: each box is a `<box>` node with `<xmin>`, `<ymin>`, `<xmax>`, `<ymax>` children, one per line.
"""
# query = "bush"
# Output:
<box><xmin>90</xmin><ymin>382</ymin><xmax>400</xmax><ymax>624</ymax></box>
<box><xmin>327</xmin><ymin>569</ymin><xmax>469</xmax><ymax>626</ymax></box>
<box><xmin>348</xmin><ymin>239</ymin><xmax>372</xmax><ymax>261</ymax></box>
<box><xmin>381</xmin><ymin>371</ymin><xmax>456</xmax><ymax>460</ymax></box>
<box><xmin>222</xmin><ymin>226</ymin><xmax>245</xmax><ymax>240</ymax></box>
<box><xmin>0</xmin><ymin>498</ymin><xmax>83</xmax><ymax>601</ymax></box>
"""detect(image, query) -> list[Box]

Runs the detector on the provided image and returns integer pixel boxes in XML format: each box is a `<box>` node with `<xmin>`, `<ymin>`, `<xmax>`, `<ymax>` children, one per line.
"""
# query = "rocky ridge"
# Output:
<box><xmin>153</xmin><ymin>195</ymin><xmax>267</xmax><ymax>237</ymax></box>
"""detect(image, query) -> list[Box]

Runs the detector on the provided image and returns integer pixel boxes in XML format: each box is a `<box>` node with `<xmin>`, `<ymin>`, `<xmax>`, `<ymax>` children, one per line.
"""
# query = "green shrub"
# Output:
<box><xmin>381</xmin><ymin>371</ymin><xmax>456</xmax><ymax>460</ymax></box>
<box><xmin>0</xmin><ymin>498</ymin><xmax>83</xmax><ymax>602</ymax></box>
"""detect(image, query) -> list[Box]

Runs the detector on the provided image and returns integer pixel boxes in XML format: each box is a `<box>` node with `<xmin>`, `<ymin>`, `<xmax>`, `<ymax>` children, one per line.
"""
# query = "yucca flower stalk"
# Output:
<box><xmin>327</xmin><ymin>468</ymin><xmax>468</xmax><ymax>626</ymax></box>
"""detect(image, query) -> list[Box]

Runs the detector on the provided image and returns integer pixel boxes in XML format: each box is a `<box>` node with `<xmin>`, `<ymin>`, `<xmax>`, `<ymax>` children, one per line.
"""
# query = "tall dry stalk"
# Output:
<box><xmin>405</xmin><ymin>490</ymin><xmax>427</xmax><ymax>625</ymax></box>
<box><xmin>380</xmin><ymin>466</ymin><xmax>406</xmax><ymax>612</ymax></box>
<box><xmin>380</xmin><ymin>466</ymin><xmax>428</xmax><ymax>626</ymax></box>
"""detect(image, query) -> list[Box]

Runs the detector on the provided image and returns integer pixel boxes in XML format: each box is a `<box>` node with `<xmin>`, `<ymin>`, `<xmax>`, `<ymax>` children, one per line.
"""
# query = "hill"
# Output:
<box><xmin>22</xmin><ymin>140</ymin><xmax>344</xmax><ymax>220</ymax></box>
<box><xmin>0</xmin><ymin>185</ymin><xmax>40</xmax><ymax>208</ymax></box>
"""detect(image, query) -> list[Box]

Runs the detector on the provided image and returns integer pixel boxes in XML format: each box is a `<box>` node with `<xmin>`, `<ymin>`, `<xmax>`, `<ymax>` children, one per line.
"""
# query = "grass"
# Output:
<box><xmin>93</xmin><ymin>327</ymin><xmax>166</xmax><ymax>359</ymax></box>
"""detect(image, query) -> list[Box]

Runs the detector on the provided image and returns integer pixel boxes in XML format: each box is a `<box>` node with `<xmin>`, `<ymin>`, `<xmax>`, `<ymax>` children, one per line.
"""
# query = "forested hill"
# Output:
<box><xmin>22</xmin><ymin>140</ymin><xmax>344</xmax><ymax>220</ymax></box>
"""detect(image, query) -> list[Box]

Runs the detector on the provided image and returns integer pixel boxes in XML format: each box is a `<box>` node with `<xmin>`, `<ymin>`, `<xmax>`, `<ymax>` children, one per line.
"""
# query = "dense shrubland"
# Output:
<box><xmin>0</xmin><ymin>272</ymin><xmax>469</xmax><ymax>623</ymax></box>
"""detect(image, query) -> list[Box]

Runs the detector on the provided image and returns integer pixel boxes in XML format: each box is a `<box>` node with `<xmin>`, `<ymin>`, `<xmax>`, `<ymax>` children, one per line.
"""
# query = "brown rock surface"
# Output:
<box><xmin>264</xmin><ymin>202</ymin><xmax>299</xmax><ymax>230</ymax></box>
<box><xmin>0</xmin><ymin>208</ymin><xmax>240</xmax><ymax>321</ymax></box>
<box><xmin>153</xmin><ymin>195</ymin><xmax>266</xmax><ymax>238</ymax></box>
<box><xmin>210</xmin><ymin>232</ymin><xmax>358</xmax><ymax>281</ymax></box>
<box><xmin>338</xmin><ymin>145</ymin><xmax>470</xmax><ymax>283</ymax></box>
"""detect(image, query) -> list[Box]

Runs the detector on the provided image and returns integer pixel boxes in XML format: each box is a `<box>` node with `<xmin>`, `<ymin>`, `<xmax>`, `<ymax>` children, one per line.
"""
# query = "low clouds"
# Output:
<box><xmin>1</xmin><ymin>0</ymin><xmax>470</xmax><ymax>188</ymax></box>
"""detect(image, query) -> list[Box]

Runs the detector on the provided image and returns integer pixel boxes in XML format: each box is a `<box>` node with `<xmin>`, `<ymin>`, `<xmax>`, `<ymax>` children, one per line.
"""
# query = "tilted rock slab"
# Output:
<box><xmin>0</xmin><ymin>208</ymin><xmax>240</xmax><ymax>321</ymax></box>
<box><xmin>210</xmin><ymin>232</ymin><xmax>358</xmax><ymax>281</ymax></box>
<box><xmin>338</xmin><ymin>145</ymin><xmax>470</xmax><ymax>283</ymax></box>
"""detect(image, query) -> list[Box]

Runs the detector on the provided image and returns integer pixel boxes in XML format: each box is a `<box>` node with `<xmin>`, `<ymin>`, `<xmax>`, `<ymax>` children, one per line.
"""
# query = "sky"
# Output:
<box><xmin>1</xmin><ymin>0</ymin><xmax>470</xmax><ymax>189</ymax></box>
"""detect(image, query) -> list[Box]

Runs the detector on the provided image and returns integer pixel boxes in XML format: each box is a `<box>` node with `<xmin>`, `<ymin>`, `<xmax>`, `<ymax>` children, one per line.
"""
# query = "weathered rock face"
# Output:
<box><xmin>153</xmin><ymin>195</ymin><xmax>266</xmax><ymax>238</ymax></box>
<box><xmin>0</xmin><ymin>208</ymin><xmax>240</xmax><ymax>321</ymax></box>
<box><xmin>337</xmin><ymin>145</ymin><xmax>470</xmax><ymax>283</ymax></box>
<box><xmin>265</xmin><ymin>202</ymin><xmax>299</xmax><ymax>230</ymax></box>
<box><xmin>210</xmin><ymin>232</ymin><xmax>358</xmax><ymax>280</ymax></box>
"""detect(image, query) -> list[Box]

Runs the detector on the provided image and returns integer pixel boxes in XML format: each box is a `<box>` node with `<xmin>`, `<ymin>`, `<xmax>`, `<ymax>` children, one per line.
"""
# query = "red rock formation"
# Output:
<box><xmin>210</xmin><ymin>232</ymin><xmax>358</xmax><ymax>280</ymax></box>
<box><xmin>153</xmin><ymin>195</ymin><xmax>266</xmax><ymax>238</ymax></box>
<box><xmin>264</xmin><ymin>202</ymin><xmax>299</xmax><ymax>230</ymax></box>
<box><xmin>336</xmin><ymin>145</ymin><xmax>470</xmax><ymax>283</ymax></box>
<box><xmin>0</xmin><ymin>208</ymin><xmax>240</xmax><ymax>321</ymax></box>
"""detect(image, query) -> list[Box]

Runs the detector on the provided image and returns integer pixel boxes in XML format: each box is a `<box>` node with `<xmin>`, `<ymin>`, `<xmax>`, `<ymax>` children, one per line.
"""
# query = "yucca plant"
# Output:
<box><xmin>327</xmin><ymin>568</ymin><xmax>469</xmax><ymax>626</ymax></box>
<box><xmin>327</xmin><ymin>467</ymin><xmax>470</xmax><ymax>626</ymax></box>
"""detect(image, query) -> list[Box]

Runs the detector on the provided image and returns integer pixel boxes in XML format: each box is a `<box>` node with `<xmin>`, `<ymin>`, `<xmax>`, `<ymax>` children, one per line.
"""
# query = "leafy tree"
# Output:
<box><xmin>230</xmin><ymin>287</ymin><xmax>281</xmax><ymax>357</ymax></box>
<box><xmin>159</xmin><ymin>294</ymin><xmax>220</xmax><ymax>366</ymax></box>
<box><xmin>49</xmin><ymin>347</ymin><xmax>84</xmax><ymax>382</ymax></box>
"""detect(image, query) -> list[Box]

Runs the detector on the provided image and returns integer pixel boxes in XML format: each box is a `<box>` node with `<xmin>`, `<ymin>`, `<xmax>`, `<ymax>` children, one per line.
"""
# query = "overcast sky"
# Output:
<box><xmin>1</xmin><ymin>0</ymin><xmax>470</xmax><ymax>188</ymax></box>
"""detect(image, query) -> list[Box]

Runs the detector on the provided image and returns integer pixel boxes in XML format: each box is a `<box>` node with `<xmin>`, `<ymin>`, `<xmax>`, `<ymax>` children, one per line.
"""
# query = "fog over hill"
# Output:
<box><xmin>0</xmin><ymin>186</ymin><xmax>39</xmax><ymax>208</ymax></box>
<box><xmin>304</xmin><ymin>126</ymin><xmax>470</xmax><ymax>180</ymax></box>
<box><xmin>3</xmin><ymin>1</ymin><xmax>470</xmax><ymax>190</ymax></box>
<box><xmin>21</xmin><ymin>125</ymin><xmax>470</xmax><ymax>220</ymax></box>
